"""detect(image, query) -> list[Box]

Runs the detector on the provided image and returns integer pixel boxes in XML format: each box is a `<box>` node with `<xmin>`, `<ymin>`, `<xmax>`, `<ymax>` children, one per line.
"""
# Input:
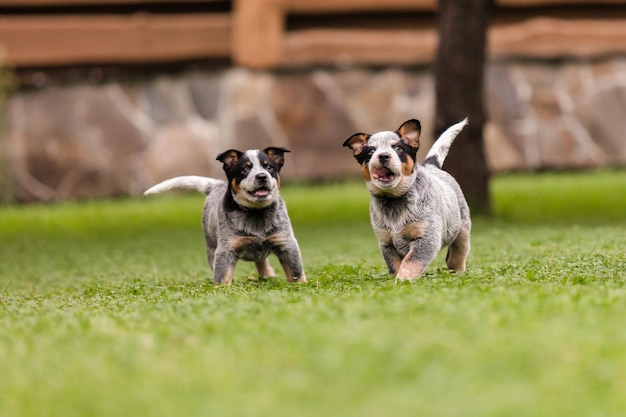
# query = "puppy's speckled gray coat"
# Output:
<box><xmin>344</xmin><ymin>119</ymin><xmax>471</xmax><ymax>280</ymax></box>
<box><xmin>145</xmin><ymin>148</ymin><xmax>305</xmax><ymax>286</ymax></box>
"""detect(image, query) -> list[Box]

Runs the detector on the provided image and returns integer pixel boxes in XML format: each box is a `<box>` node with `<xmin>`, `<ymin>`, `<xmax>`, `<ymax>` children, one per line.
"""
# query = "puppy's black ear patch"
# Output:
<box><xmin>216</xmin><ymin>149</ymin><xmax>244</xmax><ymax>171</ymax></box>
<box><xmin>263</xmin><ymin>147</ymin><xmax>290</xmax><ymax>169</ymax></box>
<box><xmin>397</xmin><ymin>119</ymin><xmax>421</xmax><ymax>150</ymax></box>
<box><xmin>343</xmin><ymin>133</ymin><xmax>369</xmax><ymax>158</ymax></box>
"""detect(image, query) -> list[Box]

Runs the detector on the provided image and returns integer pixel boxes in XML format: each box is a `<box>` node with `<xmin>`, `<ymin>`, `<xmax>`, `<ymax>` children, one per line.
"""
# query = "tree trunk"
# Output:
<box><xmin>434</xmin><ymin>0</ymin><xmax>492</xmax><ymax>214</ymax></box>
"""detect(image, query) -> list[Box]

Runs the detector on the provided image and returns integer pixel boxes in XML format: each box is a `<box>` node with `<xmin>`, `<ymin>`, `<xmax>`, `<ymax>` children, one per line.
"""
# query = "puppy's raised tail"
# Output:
<box><xmin>423</xmin><ymin>118</ymin><xmax>469</xmax><ymax>169</ymax></box>
<box><xmin>143</xmin><ymin>176</ymin><xmax>223</xmax><ymax>196</ymax></box>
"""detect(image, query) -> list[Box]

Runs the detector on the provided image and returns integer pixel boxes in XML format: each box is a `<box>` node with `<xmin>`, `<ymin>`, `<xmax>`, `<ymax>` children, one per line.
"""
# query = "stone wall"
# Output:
<box><xmin>2</xmin><ymin>56</ymin><xmax>626</xmax><ymax>202</ymax></box>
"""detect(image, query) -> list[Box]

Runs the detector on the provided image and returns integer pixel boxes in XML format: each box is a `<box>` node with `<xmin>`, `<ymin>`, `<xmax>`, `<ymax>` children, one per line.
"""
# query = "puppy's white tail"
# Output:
<box><xmin>423</xmin><ymin>118</ymin><xmax>468</xmax><ymax>169</ymax></box>
<box><xmin>143</xmin><ymin>176</ymin><xmax>223</xmax><ymax>196</ymax></box>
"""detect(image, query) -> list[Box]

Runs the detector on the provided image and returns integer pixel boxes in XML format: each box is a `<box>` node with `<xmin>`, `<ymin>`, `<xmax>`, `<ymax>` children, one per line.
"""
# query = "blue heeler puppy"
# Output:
<box><xmin>343</xmin><ymin>119</ymin><xmax>471</xmax><ymax>280</ymax></box>
<box><xmin>144</xmin><ymin>147</ymin><xmax>306</xmax><ymax>286</ymax></box>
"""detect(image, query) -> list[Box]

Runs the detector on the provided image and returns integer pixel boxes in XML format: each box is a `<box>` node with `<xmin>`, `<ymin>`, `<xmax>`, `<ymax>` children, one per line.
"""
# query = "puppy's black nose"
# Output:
<box><xmin>378</xmin><ymin>153</ymin><xmax>391</xmax><ymax>163</ymax></box>
<box><xmin>255</xmin><ymin>172</ymin><xmax>268</xmax><ymax>181</ymax></box>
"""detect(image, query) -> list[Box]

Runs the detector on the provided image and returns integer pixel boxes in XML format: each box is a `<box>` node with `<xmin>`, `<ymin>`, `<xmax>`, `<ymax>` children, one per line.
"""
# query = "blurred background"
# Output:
<box><xmin>0</xmin><ymin>0</ymin><xmax>624</xmax><ymax>207</ymax></box>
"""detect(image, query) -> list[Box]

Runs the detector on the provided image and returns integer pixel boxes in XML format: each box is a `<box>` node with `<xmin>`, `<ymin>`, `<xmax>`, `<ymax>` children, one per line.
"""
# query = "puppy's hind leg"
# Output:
<box><xmin>380</xmin><ymin>244</ymin><xmax>403</xmax><ymax>275</ymax></box>
<box><xmin>206</xmin><ymin>246</ymin><xmax>216</xmax><ymax>271</ymax></box>
<box><xmin>204</xmin><ymin>230</ymin><xmax>217</xmax><ymax>271</ymax></box>
<box><xmin>255</xmin><ymin>258</ymin><xmax>276</xmax><ymax>279</ymax></box>
<box><xmin>446</xmin><ymin>226</ymin><xmax>471</xmax><ymax>272</ymax></box>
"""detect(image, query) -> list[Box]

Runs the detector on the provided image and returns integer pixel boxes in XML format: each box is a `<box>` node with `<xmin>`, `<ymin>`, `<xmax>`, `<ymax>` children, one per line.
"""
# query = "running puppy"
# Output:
<box><xmin>343</xmin><ymin>119</ymin><xmax>471</xmax><ymax>280</ymax></box>
<box><xmin>144</xmin><ymin>147</ymin><xmax>306</xmax><ymax>286</ymax></box>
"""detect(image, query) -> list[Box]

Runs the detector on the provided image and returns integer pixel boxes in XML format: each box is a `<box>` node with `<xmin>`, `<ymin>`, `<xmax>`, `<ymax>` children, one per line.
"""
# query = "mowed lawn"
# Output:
<box><xmin>1</xmin><ymin>170</ymin><xmax>625</xmax><ymax>417</ymax></box>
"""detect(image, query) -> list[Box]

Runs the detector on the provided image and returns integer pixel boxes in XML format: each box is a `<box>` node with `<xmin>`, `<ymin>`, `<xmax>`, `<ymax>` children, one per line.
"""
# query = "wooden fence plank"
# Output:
<box><xmin>0</xmin><ymin>0</ymin><xmax>220</xmax><ymax>5</ymax></box>
<box><xmin>284</xmin><ymin>28</ymin><xmax>436</xmax><ymax>66</ymax></box>
<box><xmin>280</xmin><ymin>16</ymin><xmax>626</xmax><ymax>67</ymax></box>
<box><xmin>287</xmin><ymin>0</ymin><xmax>624</xmax><ymax>13</ymax></box>
<box><xmin>499</xmin><ymin>0</ymin><xmax>625</xmax><ymax>7</ymax></box>
<box><xmin>0</xmin><ymin>13</ymin><xmax>231</xmax><ymax>66</ymax></box>
<box><xmin>286</xmin><ymin>0</ymin><xmax>435</xmax><ymax>13</ymax></box>
<box><xmin>232</xmin><ymin>0</ymin><xmax>284</xmax><ymax>68</ymax></box>
<box><xmin>489</xmin><ymin>17</ymin><xmax>626</xmax><ymax>58</ymax></box>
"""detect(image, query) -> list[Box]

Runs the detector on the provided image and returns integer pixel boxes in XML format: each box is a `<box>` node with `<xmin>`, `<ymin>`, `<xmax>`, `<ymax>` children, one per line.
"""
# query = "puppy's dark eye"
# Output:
<box><xmin>394</xmin><ymin>144</ymin><xmax>404</xmax><ymax>153</ymax></box>
<box><xmin>367</xmin><ymin>148</ymin><xmax>375</xmax><ymax>156</ymax></box>
<box><xmin>241</xmin><ymin>166</ymin><xmax>250</xmax><ymax>174</ymax></box>
<box><xmin>265</xmin><ymin>164</ymin><xmax>274</xmax><ymax>172</ymax></box>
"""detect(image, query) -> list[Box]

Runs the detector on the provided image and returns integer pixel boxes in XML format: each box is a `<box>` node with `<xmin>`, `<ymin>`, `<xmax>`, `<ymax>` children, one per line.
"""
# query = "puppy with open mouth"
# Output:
<box><xmin>343</xmin><ymin>119</ymin><xmax>471</xmax><ymax>280</ymax></box>
<box><xmin>144</xmin><ymin>147</ymin><xmax>306</xmax><ymax>286</ymax></box>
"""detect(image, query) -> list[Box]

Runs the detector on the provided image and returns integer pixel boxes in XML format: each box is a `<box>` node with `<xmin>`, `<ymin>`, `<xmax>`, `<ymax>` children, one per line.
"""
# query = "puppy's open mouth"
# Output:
<box><xmin>371</xmin><ymin>166</ymin><xmax>397</xmax><ymax>183</ymax></box>
<box><xmin>248</xmin><ymin>187</ymin><xmax>271</xmax><ymax>199</ymax></box>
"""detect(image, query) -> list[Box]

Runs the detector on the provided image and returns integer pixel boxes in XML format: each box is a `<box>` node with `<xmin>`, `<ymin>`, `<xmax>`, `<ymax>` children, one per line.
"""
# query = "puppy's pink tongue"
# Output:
<box><xmin>254</xmin><ymin>189</ymin><xmax>269</xmax><ymax>197</ymax></box>
<box><xmin>372</xmin><ymin>167</ymin><xmax>393</xmax><ymax>181</ymax></box>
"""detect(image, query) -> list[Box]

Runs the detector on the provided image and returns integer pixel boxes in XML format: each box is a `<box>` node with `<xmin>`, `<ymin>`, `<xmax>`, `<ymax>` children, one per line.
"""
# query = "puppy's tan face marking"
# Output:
<box><xmin>361</xmin><ymin>164</ymin><xmax>372</xmax><ymax>182</ymax></box>
<box><xmin>396</xmin><ymin>142</ymin><xmax>415</xmax><ymax>176</ymax></box>
<box><xmin>230</xmin><ymin>177</ymin><xmax>242</xmax><ymax>196</ymax></box>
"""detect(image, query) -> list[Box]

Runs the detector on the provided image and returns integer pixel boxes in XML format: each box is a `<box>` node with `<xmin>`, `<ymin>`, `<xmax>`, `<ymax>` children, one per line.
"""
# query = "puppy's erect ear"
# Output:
<box><xmin>216</xmin><ymin>149</ymin><xmax>244</xmax><ymax>171</ymax></box>
<box><xmin>397</xmin><ymin>119</ymin><xmax>421</xmax><ymax>149</ymax></box>
<box><xmin>343</xmin><ymin>133</ymin><xmax>369</xmax><ymax>158</ymax></box>
<box><xmin>263</xmin><ymin>147</ymin><xmax>290</xmax><ymax>170</ymax></box>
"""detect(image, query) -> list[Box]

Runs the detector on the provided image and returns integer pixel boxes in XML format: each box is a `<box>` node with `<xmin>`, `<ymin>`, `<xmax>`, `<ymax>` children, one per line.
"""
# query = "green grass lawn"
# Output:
<box><xmin>1</xmin><ymin>169</ymin><xmax>625</xmax><ymax>417</ymax></box>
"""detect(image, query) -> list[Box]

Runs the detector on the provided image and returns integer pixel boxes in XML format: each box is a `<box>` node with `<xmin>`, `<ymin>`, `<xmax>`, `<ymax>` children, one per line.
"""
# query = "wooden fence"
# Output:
<box><xmin>0</xmin><ymin>0</ymin><xmax>625</xmax><ymax>68</ymax></box>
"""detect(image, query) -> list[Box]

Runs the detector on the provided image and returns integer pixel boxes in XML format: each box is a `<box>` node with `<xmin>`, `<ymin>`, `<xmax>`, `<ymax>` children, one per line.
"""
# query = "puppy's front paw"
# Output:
<box><xmin>294</xmin><ymin>274</ymin><xmax>307</xmax><ymax>284</ymax></box>
<box><xmin>396</xmin><ymin>260</ymin><xmax>425</xmax><ymax>281</ymax></box>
